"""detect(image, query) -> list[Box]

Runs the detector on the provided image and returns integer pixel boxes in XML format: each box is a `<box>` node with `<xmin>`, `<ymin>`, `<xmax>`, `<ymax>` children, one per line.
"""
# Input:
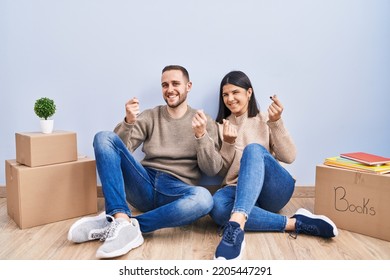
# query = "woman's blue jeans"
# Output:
<box><xmin>210</xmin><ymin>143</ymin><xmax>295</xmax><ymax>232</ymax></box>
<box><xmin>93</xmin><ymin>131</ymin><xmax>213</xmax><ymax>233</ymax></box>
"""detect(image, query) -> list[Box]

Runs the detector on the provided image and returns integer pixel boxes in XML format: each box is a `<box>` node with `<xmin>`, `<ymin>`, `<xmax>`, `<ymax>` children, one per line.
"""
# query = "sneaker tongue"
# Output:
<box><xmin>223</xmin><ymin>222</ymin><xmax>241</xmax><ymax>243</ymax></box>
<box><xmin>229</xmin><ymin>221</ymin><xmax>241</xmax><ymax>227</ymax></box>
<box><xmin>116</xmin><ymin>218</ymin><xmax>129</xmax><ymax>223</ymax></box>
<box><xmin>101</xmin><ymin>218</ymin><xmax>130</xmax><ymax>241</ymax></box>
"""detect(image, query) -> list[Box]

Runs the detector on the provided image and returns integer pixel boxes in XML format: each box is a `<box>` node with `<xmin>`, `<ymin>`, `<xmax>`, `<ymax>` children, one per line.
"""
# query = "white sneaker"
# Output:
<box><xmin>68</xmin><ymin>212</ymin><xmax>110</xmax><ymax>243</ymax></box>
<box><xmin>96</xmin><ymin>218</ymin><xmax>144</xmax><ymax>259</ymax></box>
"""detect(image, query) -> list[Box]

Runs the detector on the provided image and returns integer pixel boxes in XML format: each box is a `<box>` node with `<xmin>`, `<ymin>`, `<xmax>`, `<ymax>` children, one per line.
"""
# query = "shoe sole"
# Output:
<box><xmin>95</xmin><ymin>232</ymin><xmax>144</xmax><ymax>259</ymax></box>
<box><xmin>295</xmin><ymin>208</ymin><xmax>339</xmax><ymax>237</ymax></box>
<box><xmin>67</xmin><ymin>212</ymin><xmax>106</xmax><ymax>242</ymax></box>
<box><xmin>214</xmin><ymin>239</ymin><xmax>246</xmax><ymax>260</ymax></box>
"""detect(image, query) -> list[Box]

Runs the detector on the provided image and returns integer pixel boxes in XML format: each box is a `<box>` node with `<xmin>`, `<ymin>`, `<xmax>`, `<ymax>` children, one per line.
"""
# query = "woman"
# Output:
<box><xmin>210</xmin><ymin>70</ymin><xmax>338</xmax><ymax>260</ymax></box>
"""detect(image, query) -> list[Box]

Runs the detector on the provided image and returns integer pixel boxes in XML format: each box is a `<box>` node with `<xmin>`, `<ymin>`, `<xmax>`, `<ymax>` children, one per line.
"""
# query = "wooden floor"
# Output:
<box><xmin>1</xmin><ymin>188</ymin><xmax>390</xmax><ymax>260</ymax></box>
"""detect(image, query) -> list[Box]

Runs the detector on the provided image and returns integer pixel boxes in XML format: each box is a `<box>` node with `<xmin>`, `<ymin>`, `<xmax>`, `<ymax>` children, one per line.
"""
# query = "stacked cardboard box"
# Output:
<box><xmin>6</xmin><ymin>131</ymin><xmax>98</xmax><ymax>229</ymax></box>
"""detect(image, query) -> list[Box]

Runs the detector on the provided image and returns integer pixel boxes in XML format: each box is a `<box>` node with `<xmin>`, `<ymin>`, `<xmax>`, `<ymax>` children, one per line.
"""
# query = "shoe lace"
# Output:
<box><xmin>100</xmin><ymin>215</ymin><xmax>118</xmax><ymax>241</ymax></box>
<box><xmin>218</xmin><ymin>223</ymin><xmax>240</xmax><ymax>244</ymax></box>
<box><xmin>91</xmin><ymin>231</ymin><xmax>105</xmax><ymax>240</ymax></box>
<box><xmin>289</xmin><ymin>221</ymin><xmax>318</xmax><ymax>239</ymax></box>
<box><xmin>288</xmin><ymin>231</ymin><xmax>298</xmax><ymax>239</ymax></box>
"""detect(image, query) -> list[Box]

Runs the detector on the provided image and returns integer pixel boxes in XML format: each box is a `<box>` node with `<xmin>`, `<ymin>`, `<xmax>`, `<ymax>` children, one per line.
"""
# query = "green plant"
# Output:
<box><xmin>34</xmin><ymin>97</ymin><xmax>56</xmax><ymax>120</ymax></box>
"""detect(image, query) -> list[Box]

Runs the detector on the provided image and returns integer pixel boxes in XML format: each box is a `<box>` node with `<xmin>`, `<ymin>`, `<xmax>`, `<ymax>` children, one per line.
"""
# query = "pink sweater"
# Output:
<box><xmin>217</xmin><ymin>112</ymin><xmax>296</xmax><ymax>186</ymax></box>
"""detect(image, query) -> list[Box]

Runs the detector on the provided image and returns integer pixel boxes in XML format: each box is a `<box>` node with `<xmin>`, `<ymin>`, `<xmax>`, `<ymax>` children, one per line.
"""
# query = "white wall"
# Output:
<box><xmin>1</xmin><ymin>0</ymin><xmax>389</xmax><ymax>186</ymax></box>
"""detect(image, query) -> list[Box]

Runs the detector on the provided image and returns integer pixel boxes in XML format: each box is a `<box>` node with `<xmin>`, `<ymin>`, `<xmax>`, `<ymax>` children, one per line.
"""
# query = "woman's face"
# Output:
<box><xmin>222</xmin><ymin>83</ymin><xmax>252</xmax><ymax>117</ymax></box>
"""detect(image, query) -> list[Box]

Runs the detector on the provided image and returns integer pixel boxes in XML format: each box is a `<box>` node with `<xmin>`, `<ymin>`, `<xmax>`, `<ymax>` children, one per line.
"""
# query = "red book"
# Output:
<box><xmin>340</xmin><ymin>152</ymin><xmax>390</xmax><ymax>166</ymax></box>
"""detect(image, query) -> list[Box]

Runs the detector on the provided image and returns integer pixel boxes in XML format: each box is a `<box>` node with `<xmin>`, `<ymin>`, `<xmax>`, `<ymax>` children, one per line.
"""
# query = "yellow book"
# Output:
<box><xmin>324</xmin><ymin>156</ymin><xmax>390</xmax><ymax>174</ymax></box>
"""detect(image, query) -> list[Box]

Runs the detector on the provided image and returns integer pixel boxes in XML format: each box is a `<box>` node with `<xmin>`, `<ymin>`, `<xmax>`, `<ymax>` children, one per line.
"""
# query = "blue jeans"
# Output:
<box><xmin>93</xmin><ymin>131</ymin><xmax>213</xmax><ymax>233</ymax></box>
<box><xmin>210</xmin><ymin>143</ymin><xmax>295</xmax><ymax>232</ymax></box>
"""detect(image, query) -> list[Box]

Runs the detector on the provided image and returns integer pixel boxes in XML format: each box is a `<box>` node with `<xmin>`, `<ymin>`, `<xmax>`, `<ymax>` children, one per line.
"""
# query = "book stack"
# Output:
<box><xmin>324</xmin><ymin>152</ymin><xmax>390</xmax><ymax>174</ymax></box>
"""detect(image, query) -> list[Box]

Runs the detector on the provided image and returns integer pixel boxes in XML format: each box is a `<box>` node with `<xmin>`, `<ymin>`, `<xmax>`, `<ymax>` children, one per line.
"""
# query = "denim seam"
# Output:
<box><xmin>282</xmin><ymin>215</ymin><xmax>288</xmax><ymax>232</ymax></box>
<box><xmin>231</xmin><ymin>208</ymin><xmax>249</xmax><ymax>220</ymax></box>
<box><xmin>108</xmin><ymin>209</ymin><xmax>132</xmax><ymax>218</ymax></box>
<box><xmin>119</xmin><ymin>149</ymin><xmax>153</xmax><ymax>185</ymax></box>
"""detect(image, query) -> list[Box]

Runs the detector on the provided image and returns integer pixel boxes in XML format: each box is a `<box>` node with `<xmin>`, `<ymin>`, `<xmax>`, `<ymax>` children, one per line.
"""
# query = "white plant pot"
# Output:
<box><xmin>40</xmin><ymin>119</ymin><xmax>54</xmax><ymax>134</ymax></box>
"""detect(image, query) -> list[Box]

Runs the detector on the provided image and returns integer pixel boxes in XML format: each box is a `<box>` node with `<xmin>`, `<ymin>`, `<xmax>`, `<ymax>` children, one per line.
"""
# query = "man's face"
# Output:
<box><xmin>161</xmin><ymin>70</ymin><xmax>192</xmax><ymax>108</ymax></box>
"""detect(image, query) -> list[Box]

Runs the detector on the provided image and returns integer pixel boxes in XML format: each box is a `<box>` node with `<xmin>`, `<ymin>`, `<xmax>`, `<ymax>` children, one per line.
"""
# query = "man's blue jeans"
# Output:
<box><xmin>93</xmin><ymin>131</ymin><xmax>213</xmax><ymax>233</ymax></box>
<box><xmin>210</xmin><ymin>143</ymin><xmax>295</xmax><ymax>231</ymax></box>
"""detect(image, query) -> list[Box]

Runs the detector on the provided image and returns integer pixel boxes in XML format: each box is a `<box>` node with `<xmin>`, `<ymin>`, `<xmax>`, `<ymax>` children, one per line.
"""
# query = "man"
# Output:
<box><xmin>68</xmin><ymin>65</ymin><xmax>223</xmax><ymax>259</ymax></box>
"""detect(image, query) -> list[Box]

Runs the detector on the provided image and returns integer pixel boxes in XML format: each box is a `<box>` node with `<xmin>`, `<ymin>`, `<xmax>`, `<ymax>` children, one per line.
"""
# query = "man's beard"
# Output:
<box><xmin>164</xmin><ymin>93</ymin><xmax>187</xmax><ymax>108</ymax></box>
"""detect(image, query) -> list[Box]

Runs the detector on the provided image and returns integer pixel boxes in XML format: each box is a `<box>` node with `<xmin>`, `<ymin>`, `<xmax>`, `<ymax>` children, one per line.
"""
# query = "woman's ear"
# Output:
<box><xmin>247</xmin><ymin>88</ymin><xmax>253</xmax><ymax>99</ymax></box>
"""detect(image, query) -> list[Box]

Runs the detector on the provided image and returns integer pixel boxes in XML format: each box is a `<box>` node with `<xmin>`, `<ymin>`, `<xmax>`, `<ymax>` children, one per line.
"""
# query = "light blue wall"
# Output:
<box><xmin>1</xmin><ymin>0</ymin><xmax>389</xmax><ymax>186</ymax></box>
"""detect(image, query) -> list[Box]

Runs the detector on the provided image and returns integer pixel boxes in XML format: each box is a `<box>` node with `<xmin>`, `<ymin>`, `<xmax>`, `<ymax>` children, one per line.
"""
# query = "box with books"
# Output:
<box><xmin>314</xmin><ymin>164</ymin><xmax>390</xmax><ymax>241</ymax></box>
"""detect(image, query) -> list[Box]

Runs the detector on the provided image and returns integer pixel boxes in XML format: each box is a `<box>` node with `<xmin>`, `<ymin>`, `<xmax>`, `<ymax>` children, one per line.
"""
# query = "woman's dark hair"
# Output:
<box><xmin>216</xmin><ymin>70</ymin><xmax>260</xmax><ymax>123</ymax></box>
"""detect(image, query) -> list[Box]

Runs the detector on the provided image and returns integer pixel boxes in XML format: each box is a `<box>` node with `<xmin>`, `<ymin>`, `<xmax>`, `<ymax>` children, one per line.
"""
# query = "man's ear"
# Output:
<box><xmin>187</xmin><ymin>81</ymin><xmax>193</xmax><ymax>91</ymax></box>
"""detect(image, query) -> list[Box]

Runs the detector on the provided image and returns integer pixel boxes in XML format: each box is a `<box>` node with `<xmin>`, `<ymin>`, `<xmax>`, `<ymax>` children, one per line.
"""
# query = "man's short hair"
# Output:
<box><xmin>162</xmin><ymin>65</ymin><xmax>190</xmax><ymax>81</ymax></box>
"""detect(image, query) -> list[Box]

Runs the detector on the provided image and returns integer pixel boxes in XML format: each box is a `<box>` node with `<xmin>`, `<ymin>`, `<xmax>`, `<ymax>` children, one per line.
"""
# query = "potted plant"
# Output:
<box><xmin>34</xmin><ymin>97</ymin><xmax>56</xmax><ymax>134</ymax></box>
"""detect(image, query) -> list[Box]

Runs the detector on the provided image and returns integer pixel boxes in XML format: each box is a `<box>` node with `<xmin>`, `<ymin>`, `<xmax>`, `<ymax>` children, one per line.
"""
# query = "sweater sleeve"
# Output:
<box><xmin>113</xmin><ymin>112</ymin><xmax>149</xmax><ymax>153</ymax></box>
<box><xmin>216</xmin><ymin>122</ymin><xmax>237</xmax><ymax>176</ymax></box>
<box><xmin>267</xmin><ymin>118</ymin><xmax>296</xmax><ymax>164</ymax></box>
<box><xmin>195</xmin><ymin>116</ymin><xmax>224</xmax><ymax>176</ymax></box>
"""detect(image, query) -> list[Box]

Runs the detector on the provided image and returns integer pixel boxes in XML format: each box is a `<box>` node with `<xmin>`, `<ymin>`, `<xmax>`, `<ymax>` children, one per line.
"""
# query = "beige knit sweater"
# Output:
<box><xmin>217</xmin><ymin>112</ymin><xmax>296</xmax><ymax>186</ymax></box>
<box><xmin>114</xmin><ymin>105</ymin><xmax>223</xmax><ymax>185</ymax></box>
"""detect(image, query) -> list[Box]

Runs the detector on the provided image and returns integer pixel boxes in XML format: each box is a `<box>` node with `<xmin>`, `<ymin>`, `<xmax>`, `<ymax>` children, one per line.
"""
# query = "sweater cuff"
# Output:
<box><xmin>195</xmin><ymin>131</ymin><xmax>212</xmax><ymax>146</ymax></box>
<box><xmin>123</xmin><ymin>117</ymin><xmax>136</xmax><ymax>127</ymax></box>
<box><xmin>267</xmin><ymin>118</ymin><xmax>288</xmax><ymax>136</ymax></box>
<box><xmin>220</xmin><ymin>140</ymin><xmax>235</xmax><ymax>155</ymax></box>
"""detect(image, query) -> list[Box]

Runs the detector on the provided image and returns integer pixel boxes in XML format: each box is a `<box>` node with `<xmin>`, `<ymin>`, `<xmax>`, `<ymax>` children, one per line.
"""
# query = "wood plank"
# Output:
<box><xmin>0</xmin><ymin>186</ymin><xmax>6</xmax><ymax>198</ymax></box>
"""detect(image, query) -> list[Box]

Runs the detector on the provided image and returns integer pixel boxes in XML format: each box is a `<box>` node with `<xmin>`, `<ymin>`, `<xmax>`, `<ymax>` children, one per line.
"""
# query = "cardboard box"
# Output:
<box><xmin>314</xmin><ymin>164</ymin><xmax>390</xmax><ymax>241</ymax></box>
<box><xmin>16</xmin><ymin>131</ymin><xmax>77</xmax><ymax>167</ymax></box>
<box><xmin>5</xmin><ymin>157</ymin><xmax>98</xmax><ymax>229</ymax></box>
